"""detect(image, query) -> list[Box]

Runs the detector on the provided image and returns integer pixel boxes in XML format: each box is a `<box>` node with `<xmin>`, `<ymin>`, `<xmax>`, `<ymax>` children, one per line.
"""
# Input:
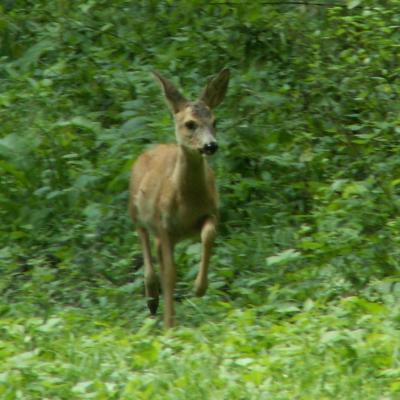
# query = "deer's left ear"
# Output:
<box><xmin>153</xmin><ymin>71</ymin><xmax>188</xmax><ymax>114</ymax></box>
<box><xmin>199</xmin><ymin>68</ymin><xmax>230</xmax><ymax>109</ymax></box>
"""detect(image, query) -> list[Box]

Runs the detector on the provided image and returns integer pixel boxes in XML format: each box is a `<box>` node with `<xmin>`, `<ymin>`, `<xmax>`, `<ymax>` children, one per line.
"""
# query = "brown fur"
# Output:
<box><xmin>129</xmin><ymin>69</ymin><xmax>229</xmax><ymax>328</ymax></box>
<box><xmin>130</xmin><ymin>144</ymin><xmax>217</xmax><ymax>241</ymax></box>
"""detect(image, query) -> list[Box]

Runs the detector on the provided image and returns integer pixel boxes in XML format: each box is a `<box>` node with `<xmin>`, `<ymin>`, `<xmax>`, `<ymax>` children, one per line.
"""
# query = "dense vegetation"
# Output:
<box><xmin>1</xmin><ymin>0</ymin><xmax>400</xmax><ymax>398</ymax></box>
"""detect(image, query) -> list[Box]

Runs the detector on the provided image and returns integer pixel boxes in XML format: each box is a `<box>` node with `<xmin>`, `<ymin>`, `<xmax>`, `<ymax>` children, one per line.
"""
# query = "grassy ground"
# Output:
<box><xmin>1</xmin><ymin>287</ymin><xmax>400</xmax><ymax>399</ymax></box>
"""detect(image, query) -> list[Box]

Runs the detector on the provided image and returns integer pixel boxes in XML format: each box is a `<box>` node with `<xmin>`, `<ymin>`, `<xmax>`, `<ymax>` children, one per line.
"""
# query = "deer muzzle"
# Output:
<box><xmin>202</xmin><ymin>142</ymin><xmax>219</xmax><ymax>155</ymax></box>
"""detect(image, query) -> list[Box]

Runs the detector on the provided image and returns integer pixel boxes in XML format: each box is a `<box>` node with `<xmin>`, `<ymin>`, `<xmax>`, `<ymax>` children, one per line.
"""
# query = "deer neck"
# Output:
<box><xmin>174</xmin><ymin>145</ymin><xmax>207</xmax><ymax>194</ymax></box>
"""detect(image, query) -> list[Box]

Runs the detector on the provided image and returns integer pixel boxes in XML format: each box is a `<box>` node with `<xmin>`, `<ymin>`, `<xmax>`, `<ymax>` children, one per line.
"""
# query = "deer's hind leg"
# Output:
<box><xmin>138</xmin><ymin>227</ymin><xmax>159</xmax><ymax>316</ymax></box>
<box><xmin>158</xmin><ymin>232</ymin><xmax>176</xmax><ymax>328</ymax></box>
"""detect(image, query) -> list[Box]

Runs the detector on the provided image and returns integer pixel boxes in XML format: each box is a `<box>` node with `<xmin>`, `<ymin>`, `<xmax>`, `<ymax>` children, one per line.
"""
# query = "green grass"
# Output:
<box><xmin>1</xmin><ymin>291</ymin><xmax>400</xmax><ymax>399</ymax></box>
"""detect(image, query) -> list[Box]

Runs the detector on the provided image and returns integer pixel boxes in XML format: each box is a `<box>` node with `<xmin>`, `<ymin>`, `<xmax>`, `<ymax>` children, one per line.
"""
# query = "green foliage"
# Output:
<box><xmin>1</xmin><ymin>0</ymin><xmax>400</xmax><ymax>397</ymax></box>
<box><xmin>1</xmin><ymin>295</ymin><xmax>400</xmax><ymax>399</ymax></box>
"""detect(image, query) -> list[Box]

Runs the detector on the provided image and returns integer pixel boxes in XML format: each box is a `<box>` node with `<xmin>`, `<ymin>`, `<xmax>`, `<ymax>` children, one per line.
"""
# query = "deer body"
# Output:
<box><xmin>129</xmin><ymin>69</ymin><xmax>229</xmax><ymax>328</ymax></box>
<box><xmin>131</xmin><ymin>144</ymin><xmax>217</xmax><ymax>242</ymax></box>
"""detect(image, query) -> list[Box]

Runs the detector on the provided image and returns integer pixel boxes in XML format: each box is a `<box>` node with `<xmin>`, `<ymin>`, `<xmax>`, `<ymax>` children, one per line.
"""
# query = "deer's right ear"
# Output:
<box><xmin>153</xmin><ymin>71</ymin><xmax>188</xmax><ymax>114</ymax></box>
<box><xmin>200</xmin><ymin>68</ymin><xmax>230</xmax><ymax>109</ymax></box>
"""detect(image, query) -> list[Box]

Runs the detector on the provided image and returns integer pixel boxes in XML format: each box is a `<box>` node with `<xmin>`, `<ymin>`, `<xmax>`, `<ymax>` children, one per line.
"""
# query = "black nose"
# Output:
<box><xmin>203</xmin><ymin>142</ymin><xmax>218</xmax><ymax>155</ymax></box>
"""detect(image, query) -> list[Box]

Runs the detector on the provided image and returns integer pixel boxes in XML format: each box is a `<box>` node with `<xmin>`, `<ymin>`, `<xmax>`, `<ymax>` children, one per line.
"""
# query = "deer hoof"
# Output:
<box><xmin>147</xmin><ymin>297</ymin><xmax>159</xmax><ymax>316</ymax></box>
<box><xmin>194</xmin><ymin>281</ymin><xmax>208</xmax><ymax>297</ymax></box>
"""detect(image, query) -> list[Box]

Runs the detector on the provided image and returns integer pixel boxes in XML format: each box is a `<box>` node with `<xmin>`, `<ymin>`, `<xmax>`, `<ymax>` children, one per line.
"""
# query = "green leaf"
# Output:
<box><xmin>266</xmin><ymin>249</ymin><xmax>301</xmax><ymax>266</ymax></box>
<box><xmin>120</xmin><ymin>117</ymin><xmax>148</xmax><ymax>134</ymax></box>
<box><xmin>37</xmin><ymin>317</ymin><xmax>63</xmax><ymax>333</ymax></box>
<box><xmin>16</xmin><ymin>39</ymin><xmax>55</xmax><ymax>71</ymax></box>
<box><xmin>347</xmin><ymin>0</ymin><xmax>361</xmax><ymax>9</ymax></box>
<box><xmin>72</xmin><ymin>381</ymin><xmax>93</xmax><ymax>394</ymax></box>
<box><xmin>55</xmin><ymin>117</ymin><xmax>100</xmax><ymax>133</ymax></box>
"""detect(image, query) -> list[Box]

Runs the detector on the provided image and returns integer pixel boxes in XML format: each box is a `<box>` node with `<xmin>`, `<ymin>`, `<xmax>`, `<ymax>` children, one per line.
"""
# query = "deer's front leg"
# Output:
<box><xmin>138</xmin><ymin>227</ymin><xmax>159</xmax><ymax>316</ymax></box>
<box><xmin>159</xmin><ymin>232</ymin><xmax>176</xmax><ymax>328</ymax></box>
<box><xmin>195</xmin><ymin>217</ymin><xmax>217</xmax><ymax>297</ymax></box>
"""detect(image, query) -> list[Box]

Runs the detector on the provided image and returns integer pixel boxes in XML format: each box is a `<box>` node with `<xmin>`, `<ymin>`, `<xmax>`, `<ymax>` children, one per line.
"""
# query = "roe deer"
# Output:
<box><xmin>129</xmin><ymin>69</ymin><xmax>230</xmax><ymax>328</ymax></box>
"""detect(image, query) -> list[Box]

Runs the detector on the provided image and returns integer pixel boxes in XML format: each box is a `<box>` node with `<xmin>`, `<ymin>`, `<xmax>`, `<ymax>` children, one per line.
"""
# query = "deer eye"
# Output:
<box><xmin>185</xmin><ymin>121</ymin><xmax>198</xmax><ymax>130</ymax></box>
